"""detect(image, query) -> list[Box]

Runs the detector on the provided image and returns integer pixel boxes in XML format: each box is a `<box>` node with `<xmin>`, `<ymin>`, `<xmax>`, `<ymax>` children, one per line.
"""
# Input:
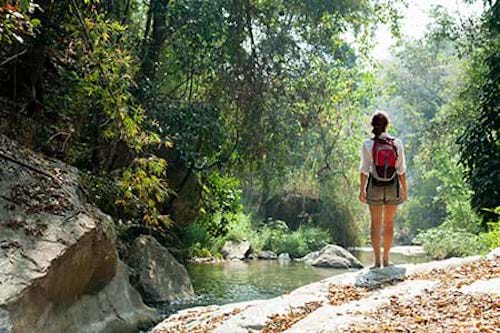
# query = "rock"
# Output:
<box><xmin>311</xmin><ymin>244</ymin><xmax>363</xmax><ymax>268</ymax></box>
<box><xmin>150</xmin><ymin>254</ymin><xmax>484</xmax><ymax>333</ymax></box>
<box><xmin>460</xmin><ymin>278</ymin><xmax>500</xmax><ymax>296</ymax></box>
<box><xmin>278</xmin><ymin>253</ymin><xmax>291</xmax><ymax>261</ymax></box>
<box><xmin>258</xmin><ymin>251</ymin><xmax>278</xmax><ymax>260</ymax></box>
<box><xmin>221</xmin><ymin>240</ymin><xmax>252</xmax><ymax>260</ymax></box>
<box><xmin>189</xmin><ymin>256</ymin><xmax>225</xmax><ymax>263</ymax></box>
<box><xmin>0</xmin><ymin>309</ymin><xmax>12</xmax><ymax>333</ymax></box>
<box><xmin>127</xmin><ymin>235</ymin><xmax>194</xmax><ymax>304</ymax></box>
<box><xmin>354</xmin><ymin>266</ymin><xmax>407</xmax><ymax>288</ymax></box>
<box><xmin>296</xmin><ymin>251</ymin><xmax>320</xmax><ymax>264</ymax></box>
<box><xmin>485</xmin><ymin>247</ymin><xmax>500</xmax><ymax>260</ymax></box>
<box><xmin>0</xmin><ymin>135</ymin><xmax>158</xmax><ymax>332</ymax></box>
<box><xmin>248</xmin><ymin>253</ymin><xmax>258</xmax><ymax>260</ymax></box>
<box><xmin>157</xmin><ymin>148</ymin><xmax>202</xmax><ymax>227</ymax></box>
<box><xmin>313</xmin><ymin>255</ymin><xmax>351</xmax><ymax>268</ymax></box>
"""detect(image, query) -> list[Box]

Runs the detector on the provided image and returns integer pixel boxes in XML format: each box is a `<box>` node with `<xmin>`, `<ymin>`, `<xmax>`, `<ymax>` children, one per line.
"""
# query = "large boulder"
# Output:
<box><xmin>308</xmin><ymin>245</ymin><xmax>363</xmax><ymax>268</ymax></box>
<box><xmin>0</xmin><ymin>135</ymin><xmax>158</xmax><ymax>333</ymax></box>
<box><xmin>126</xmin><ymin>235</ymin><xmax>194</xmax><ymax>304</ymax></box>
<box><xmin>278</xmin><ymin>253</ymin><xmax>291</xmax><ymax>262</ymax></box>
<box><xmin>296</xmin><ymin>251</ymin><xmax>321</xmax><ymax>264</ymax></box>
<box><xmin>221</xmin><ymin>240</ymin><xmax>252</xmax><ymax>260</ymax></box>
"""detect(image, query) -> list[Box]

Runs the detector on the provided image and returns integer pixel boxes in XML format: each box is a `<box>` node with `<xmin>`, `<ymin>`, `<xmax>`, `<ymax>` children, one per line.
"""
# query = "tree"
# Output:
<box><xmin>457</xmin><ymin>1</ymin><xmax>500</xmax><ymax>224</ymax></box>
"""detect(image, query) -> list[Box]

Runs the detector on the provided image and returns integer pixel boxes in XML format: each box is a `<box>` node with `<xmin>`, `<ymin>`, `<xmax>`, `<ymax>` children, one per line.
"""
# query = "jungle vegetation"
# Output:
<box><xmin>0</xmin><ymin>0</ymin><xmax>498</xmax><ymax>259</ymax></box>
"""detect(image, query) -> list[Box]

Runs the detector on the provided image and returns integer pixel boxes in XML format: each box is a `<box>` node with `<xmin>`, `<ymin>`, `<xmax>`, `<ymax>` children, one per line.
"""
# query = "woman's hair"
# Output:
<box><xmin>371</xmin><ymin>111</ymin><xmax>389</xmax><ymax>137</ymax></box>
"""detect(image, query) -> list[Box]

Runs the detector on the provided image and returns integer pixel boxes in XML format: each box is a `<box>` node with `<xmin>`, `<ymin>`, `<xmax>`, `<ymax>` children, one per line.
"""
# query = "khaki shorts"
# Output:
<box><xmin>366</xmin><ymin>175</ymin><xmax>404</xmax><ymax>206</ymax></box>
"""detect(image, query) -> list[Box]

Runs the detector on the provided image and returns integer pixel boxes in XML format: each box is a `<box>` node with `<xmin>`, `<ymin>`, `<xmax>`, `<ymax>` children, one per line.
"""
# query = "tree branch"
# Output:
<box><xmin>0</xmin><ymin>49</ymin><xmax>27</xmax><ymax>67</ymax></box>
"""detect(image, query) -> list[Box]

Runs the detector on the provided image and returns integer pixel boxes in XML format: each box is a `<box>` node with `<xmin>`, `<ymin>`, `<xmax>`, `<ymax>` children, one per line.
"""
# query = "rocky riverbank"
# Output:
<box><xmin>194</xmin><ymin>240</ymin><xmax>365</xmax><ymax>269</ymax></box>
<box><xmin>151</xmin><ymin>248</ymin><xmax>500</xmax><ymax>333</ymax></box>
<box><xmin>0</xmin><ymin>136</ymin><xmax>197</xmax><ymax>333</ymax></box>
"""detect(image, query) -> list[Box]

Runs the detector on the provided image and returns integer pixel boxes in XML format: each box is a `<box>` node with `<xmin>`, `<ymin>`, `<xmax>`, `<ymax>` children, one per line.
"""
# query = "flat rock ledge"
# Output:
<box><xmin>151</xmin><ymin>249</ymin><xmax>499</xmax><ymax>333</ymax></box>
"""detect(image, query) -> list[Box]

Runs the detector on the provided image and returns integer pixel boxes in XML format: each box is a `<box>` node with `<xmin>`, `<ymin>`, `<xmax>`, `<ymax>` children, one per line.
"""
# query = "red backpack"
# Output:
<box><xmin>372</xmin><ymin>137</ymin><xmax>398</xmax><ymax>184</ymax></box>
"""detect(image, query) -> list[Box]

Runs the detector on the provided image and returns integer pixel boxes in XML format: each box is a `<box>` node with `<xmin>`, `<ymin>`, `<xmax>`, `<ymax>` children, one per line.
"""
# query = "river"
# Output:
<box><xmin>167</xmin><ymin>247</ymin><xmax>430</xmax><ymax>312</ymax></box>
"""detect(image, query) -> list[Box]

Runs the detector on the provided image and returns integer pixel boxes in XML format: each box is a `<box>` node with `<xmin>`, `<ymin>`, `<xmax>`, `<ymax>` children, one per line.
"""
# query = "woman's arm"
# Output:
<box><xmin>359</xmin><ymin>173</ymin><xmax>368</xmax><ymax>203</ymax></box>
<box><xmin>399</xmin><ymin>173</ymin><xmax>407</xmax><ymax>201</ymax></box>
<box><xmin>359</xmin><ymin>140</ymin><xmax>370</xmax><ymax>203</ymax></box>
<box><xmin>395</xmin><ymin>138</ymin><xmax>407</xmax><ymax>201</ymax></box>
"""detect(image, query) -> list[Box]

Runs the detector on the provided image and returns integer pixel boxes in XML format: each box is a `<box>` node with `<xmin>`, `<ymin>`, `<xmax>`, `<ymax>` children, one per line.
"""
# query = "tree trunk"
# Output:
<box><xmin>140</xmin><ymin>0</ymin><xmax>168</xmax><ymax>83</ymax></box>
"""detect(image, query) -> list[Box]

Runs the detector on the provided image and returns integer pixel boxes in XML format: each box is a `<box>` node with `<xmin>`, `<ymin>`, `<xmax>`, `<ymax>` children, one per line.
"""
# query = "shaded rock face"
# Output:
<box><xmin>0</xmin><ymin>136</ymin><xmax>157</xmax><ymax>333</ymax></box>
<box><xmin>221</xmin><ymin>240</ymin><xmax>252</xmax><ymax>260</ymax></box>
<box><xmin>158</xmin><ymin>148</ymin><xmax>201</xmax><ymax>227</ymax></box>
<box><xmin>258</xmin><ymin>251</ymin><xmax>278</xmax><ymax>260</ymax></box>
<box><xmin>263</xmin><ymin>192</ymin><xmax>320</xmax><ymax>230</ymax></box>
<box><xmin>127</xmin><ymin>235</ymin><xmax>194</xmax><ymax>304</ymax></box>
<box><xmin>305</xmin><ymin>245</ymin><xmax>363</xmax><ymax>268</ymax></box>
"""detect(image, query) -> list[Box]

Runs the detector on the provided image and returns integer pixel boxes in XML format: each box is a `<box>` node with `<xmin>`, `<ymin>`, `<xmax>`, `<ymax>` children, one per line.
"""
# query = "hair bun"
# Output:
<box><xmin>371</xmin><ymin>111</ymin><xmax>389</xmax><ymax>137</ymax></box>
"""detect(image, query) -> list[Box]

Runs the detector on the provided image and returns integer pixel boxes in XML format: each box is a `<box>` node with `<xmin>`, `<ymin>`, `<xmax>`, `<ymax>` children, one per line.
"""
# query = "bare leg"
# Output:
<box><xmin>383</xmin><ymin>205</ymin><xmax>398</xmax><ymax>266</ymax></box>
<box><xmin>369</xmin><ymin>205</ymin><xmax>383</xmax><ymax>268</ymax></box>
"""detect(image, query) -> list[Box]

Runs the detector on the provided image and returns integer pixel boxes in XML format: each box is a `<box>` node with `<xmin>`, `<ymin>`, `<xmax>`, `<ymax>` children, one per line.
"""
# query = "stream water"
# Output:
<box><xmin>168</xmin><ymin>249</ymin><xmax>430</xmax><ymax>312</ymax></box>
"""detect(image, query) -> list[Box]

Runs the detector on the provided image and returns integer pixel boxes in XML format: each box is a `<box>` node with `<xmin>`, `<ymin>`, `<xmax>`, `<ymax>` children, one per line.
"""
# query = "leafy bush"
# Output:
<box><xmin>479</xmin><ymin>207</ymin><xmax>500</xmax><ymax>251</ymax></box>
<box><xmin>182</xmin><ymin>213</ymin><xmax>331</xmax><ymax>259</ymax></box>
<box><xmin>480</xmin><ymin>222</ymin><xmax>500</xmax><ymax>251</ymax></box>
<box><xmin>191</xmin><ymin>242</ymin><xmax>213</xmax><ymax>258</ymax></box>
<box><xmin>180</xmin><ymin>172</ymin><xmax>245</xmax><ymax>258</ymax></box>
<box><xmin>197</xmin><ymin>172</ymin><xmax>243</xmax><ymax>239</ymax></box>
<box><xmin>253</xmin><ymin>220</ymin><xmax>331</xmax><ymax>258</ymax></box>
<box><xmin>415</xmin><ymin>227</ymin><xmax>487</xmax><ymax>259</ymax></box>
<box><xmin>318</xmin><ymin>178</ymin><xmax>363</xmax><ymax>247</ymax></box>
<box><xmin>224</xmin><ymin>213</ymin><xmax>256</xmax><ymax>242</ymax></box>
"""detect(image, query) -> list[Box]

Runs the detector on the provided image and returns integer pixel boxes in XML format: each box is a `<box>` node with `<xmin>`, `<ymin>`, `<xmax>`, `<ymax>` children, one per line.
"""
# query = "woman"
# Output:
<box><xmin>359</xmin><ymin>111</ymin><xmax>407</xmax><ymax>269</ymax></box>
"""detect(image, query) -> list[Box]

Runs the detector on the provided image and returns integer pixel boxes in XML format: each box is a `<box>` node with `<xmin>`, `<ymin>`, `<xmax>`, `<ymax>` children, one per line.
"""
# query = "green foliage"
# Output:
<box><xmin>80</xmin><ymin>173</ymin><xmax>122</xmax><ymax>217</ymax></box>
<box><xmin>317</xmin><ymin>170</ymin><xmax>365</xmax><ymax>247</ymax></box>
<box><xmin>179</xmin><ymin>172</ymin><xmax>244</xmax><ymax>257</ymax></box>
<box><xmin>479</xmin><ymin>207</ymin><xmax>500</xmax><ymax>251</ymax></box>
<box><xmin>197</xmin><ymin>172</ymin><xmax>242</xmax><ymax>239</ymax></box>
<box><xmin>415</xmin><ymin>227</ymin><xmax>487</xmax><ymax>260</ymax></box>
<box><xmin>181</xmin><ymin>212</ymin><xmax>250</xmax><ymax>258</ymax></box>
<box><xmin>190</xmin><ymin>242</ymin><xmax>213</xmax><ymax>258</ymax></box>
<box><xmin>457</xmin><ymin>2</ymin><xmax>500</xmax><ymax>224</ymax></box>
<box><xmin>40</xmin><ymin>2</ymin><xmax>172</xmax><ymax>229</ymax></box>
<box><xmin>0</xmin><ymin>6</ymin><xmax>34</xmax><ymax>45</ymax></box>
<box><xmin>118</xmin><ymin>157</ymin><xmax>172</xmax><ymax>228</ymax></box>
<box><xmin>5</xmin><ymin>0</ymin><xmax>497</xmax><ymax>260</ymax></box>
<box><xmin>254</xmin><ymin>220</ymin><xmax>331</xmax><ymax>258</ymax></box>
<box><xmin>182</xmin><ymin>213</ymin><xmax>331</xmax><ymax>259</ymax></box>
<box><xmin>59</xmin><ymin>7</ymin><xmax>157</xmax><ymax>154</ymax></box>
<box><xmin>224</xmin><ymin>213</ymin><xmax>256</xmax><ymax>243</ymax></box>
<box><xmin>375</xmin><ymin>11</ymin><xmax>486</xmax><ymax>243</ymax></box>
<box><xmin>480</xmin><ymin>222</ymin><xmax>500</xmax><ymax>251</ymax></box>
<box><xmin>153</xmin><ymin>103</ymin><xmax>232</xmax><ymax>170</ymax></box>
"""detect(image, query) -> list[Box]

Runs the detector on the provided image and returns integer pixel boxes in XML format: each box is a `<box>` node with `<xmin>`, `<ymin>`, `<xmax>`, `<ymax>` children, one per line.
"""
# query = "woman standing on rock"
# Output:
<box><xmin>359</xmin><ymin>111</ymin><xmax>407</xmax><ymax>268</ymax></box>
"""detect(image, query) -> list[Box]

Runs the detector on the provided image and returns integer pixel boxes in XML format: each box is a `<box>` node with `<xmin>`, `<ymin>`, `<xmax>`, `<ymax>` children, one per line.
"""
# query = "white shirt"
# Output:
<box><xmin>359</xmin><ymin>132</ymin><xmax>406</xmax><ymax>176</ymax></box>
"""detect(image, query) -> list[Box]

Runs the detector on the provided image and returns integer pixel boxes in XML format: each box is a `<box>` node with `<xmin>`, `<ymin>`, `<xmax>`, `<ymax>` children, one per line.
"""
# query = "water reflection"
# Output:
<box><xmin>186</xmin><ymin>260</ymin><xmax>351</xmax><ymax>307</ymax></box>
<box><xmin>171</xmin><ymin>249</ymin><xmax>430</xmax><ymax>311</ymax></box>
